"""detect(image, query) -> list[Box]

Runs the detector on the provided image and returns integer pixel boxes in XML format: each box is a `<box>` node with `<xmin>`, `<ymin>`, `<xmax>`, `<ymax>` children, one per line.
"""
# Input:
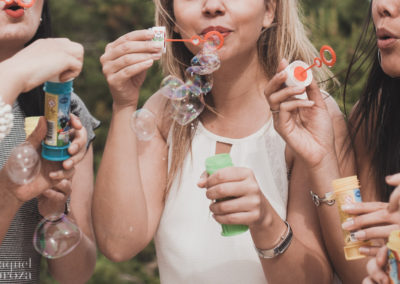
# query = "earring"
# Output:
<box><xmin>40</xmin><ymin>17</ymin><xmax>42</xmax><ymax>22</ymax></box>
<box><xmin>378</xmin><ymin>49</ymin><xmax>381</xmax><ymax>65</ymax></box>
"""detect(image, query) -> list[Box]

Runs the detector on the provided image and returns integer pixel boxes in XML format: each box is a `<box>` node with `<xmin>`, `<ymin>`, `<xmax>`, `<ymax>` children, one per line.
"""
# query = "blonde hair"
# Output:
<box><xmin>154</xmin><ymin>0</ymin><xmax>334</xmax><ymax>195</ymax></box>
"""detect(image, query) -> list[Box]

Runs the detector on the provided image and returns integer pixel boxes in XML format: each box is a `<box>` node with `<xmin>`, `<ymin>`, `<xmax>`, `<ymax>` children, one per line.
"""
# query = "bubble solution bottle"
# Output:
<box><xmin>41</xmin><ymin>80</ymin><xmax>73</xmax><ymax>161</ymax></box>
<box><xmin>332</xmin><ymin>176</ymin><xmax>370</xmax><ymax>260</ymax></box>
<box><xmin>387</xmin><ymin>230</ymin><xmax>400</xmax><ymax>284</ymax></box>
<box><xmin>205</xmin><ymin>153</ymin><xmax>249</xmax><ymax>236</ymax></box>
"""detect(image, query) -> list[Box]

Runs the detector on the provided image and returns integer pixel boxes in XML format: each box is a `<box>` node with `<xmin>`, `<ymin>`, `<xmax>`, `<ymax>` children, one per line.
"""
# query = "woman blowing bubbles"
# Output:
<box><xmin>0</xmin><ymin>0</ymin><xmax>98</xmax><ymax>283</ymax></box>
<box><xmin>94</xmin><ymin>0</ymin><xmax>344</xmax><ymax>283</ymax></box>
<box><xmin>265</xmin><ymin>0</ymin><xmax>400</xmax><ymax>283</ymax></box>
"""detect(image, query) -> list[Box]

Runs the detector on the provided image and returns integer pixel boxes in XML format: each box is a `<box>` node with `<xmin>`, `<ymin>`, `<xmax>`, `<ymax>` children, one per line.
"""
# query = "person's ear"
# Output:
<box><xmin>263</xmin><ymin>0</ymin><xmax>276</xmax><ymax>28</ymax></box>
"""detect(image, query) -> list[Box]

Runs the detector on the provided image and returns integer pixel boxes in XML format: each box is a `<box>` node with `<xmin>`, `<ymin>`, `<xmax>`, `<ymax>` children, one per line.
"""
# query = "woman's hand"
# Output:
<box><xmin>100</xmin><ymin>29</ymin><xmax>163</xmax><ymax>109</ymax></box>
<box><xmin>387</xmin><ymin>173</ymin><xmax>400</xmax><ymax>213</ymax></box>
<box><xmin>341</xmin><ymin>202</ymin><xmax>400</xmax><ymax>256</ymax></box>
<box><xmin>264</xmin><ymin>59</ymin><xmax>336</xmax><ymax>169</ymax></box>
<box><xmin>362</xmin><ymin>246</ymin><xmax>389</xmax><ymax>284</ymax></box>
<box><xmin>198</xmin><ymin>167</ymin><xmax>270</xmax><ymax>228</ymax></box>
<box><xmin>61</xmin><ymin>113</ymin><xmax>88</xmax><ymax>171</ymax></box>
<box><xmin>37</xmin><ymin>179</ymin><xmax>71</xmax><ymax>217</ymax></box>
<box><xmin>2</xmin><ymin>118</ymin><xmax>73</xmax><ymax>203</ymax></box>
<box><xmin>2</xmin><ymin>38</ymin><xmax>84</xmax><ymax>94</ymax></box>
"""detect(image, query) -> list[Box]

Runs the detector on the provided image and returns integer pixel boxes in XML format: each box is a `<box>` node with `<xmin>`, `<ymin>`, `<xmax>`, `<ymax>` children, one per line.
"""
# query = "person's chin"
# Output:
<box><xmin>381</xmin><ymin>61</ymin><xmax>400</xmax><ymax>78</ymax></box>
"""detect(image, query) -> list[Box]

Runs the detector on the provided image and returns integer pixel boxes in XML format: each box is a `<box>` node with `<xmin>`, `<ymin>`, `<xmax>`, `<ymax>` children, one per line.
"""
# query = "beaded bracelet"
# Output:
<box><xmin>0</xmin><ymin>97</ymin><xmax>14</xmax><ymax>142</ymax></box>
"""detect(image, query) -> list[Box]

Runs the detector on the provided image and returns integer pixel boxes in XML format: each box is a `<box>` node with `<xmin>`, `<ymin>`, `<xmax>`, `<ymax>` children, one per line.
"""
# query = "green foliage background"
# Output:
<box><xmin>40</xmin><ymin>0</ymin><xmax>370</xmax><ymax>282</ymax></box>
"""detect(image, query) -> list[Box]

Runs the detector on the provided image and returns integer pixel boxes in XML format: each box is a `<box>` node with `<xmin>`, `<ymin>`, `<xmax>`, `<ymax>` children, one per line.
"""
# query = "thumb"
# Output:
<box><xmin>277</xmin><ymin>58</ymin><xmax>289</xmax><ymax>73</ymax></box>
<box><xmin>26</xmin><ymin>117</ymin><xmax>47</xmax><ymax>148</ymax></box>
<box><xmin>305</xmin><ymin>80</ymin><xmax>326</xmax><ymax>109</ymax></box>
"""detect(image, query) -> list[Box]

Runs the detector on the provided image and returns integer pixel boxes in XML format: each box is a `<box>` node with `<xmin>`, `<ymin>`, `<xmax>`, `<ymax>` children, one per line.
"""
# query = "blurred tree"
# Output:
<box><xmin>39</xmin><ymin>0</ymin><xmax>372</xmax><ymax>282</ymax></box>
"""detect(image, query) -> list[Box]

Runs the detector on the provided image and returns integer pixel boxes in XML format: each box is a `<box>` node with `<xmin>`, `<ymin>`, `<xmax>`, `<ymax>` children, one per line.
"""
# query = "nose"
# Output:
<box><xmin>202</xmin><ymin>0</ymin><xmax>225</xmax><ymax>17</ymax></box>
<box><xmin>375</xmin><ymin>0</ymin><xmax>399</xmax><ymax>18</ymax></box>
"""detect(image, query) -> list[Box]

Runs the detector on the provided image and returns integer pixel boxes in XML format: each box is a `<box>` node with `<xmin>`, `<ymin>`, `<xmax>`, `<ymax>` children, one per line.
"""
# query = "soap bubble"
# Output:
<box><xmin>6</xmin><ymin>142</ymin><xmax>40</xmax><ymax>185</ymax></box>
<box><xmin>130</xmin><ymin>109</ymin><xmax>157</xmax><ymax>141</ymax></box>
<box><xmin>159</xmin><ymin>76</ymin><xmax>186</xmax><ymax>100</ymax></box>
<box><xmin>33</xmin><ymin>214</ymin><xmax>81</xmax><ymax>259</ymax></box>
<box><xmin>170</xmin><ymin>93</ymin><xmax>205</xmax><ymax>125</ymax></box>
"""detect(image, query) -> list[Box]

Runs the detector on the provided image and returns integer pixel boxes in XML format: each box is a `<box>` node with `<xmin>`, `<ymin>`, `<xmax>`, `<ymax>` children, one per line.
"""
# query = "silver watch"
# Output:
<box><xmin>255</xmin><ymin>221</ymin><xmax>293</xmax><ymax>259</ymax></box>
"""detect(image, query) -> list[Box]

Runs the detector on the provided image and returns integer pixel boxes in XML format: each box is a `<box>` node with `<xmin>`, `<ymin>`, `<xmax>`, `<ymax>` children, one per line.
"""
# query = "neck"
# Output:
<box><xmin>0</xmin><ymin>44</ymin><xmax>22</xmax><ymax>63</ymax></box>
<box><xmin>210</xmin><ymin>51</ymin><xmax>268</xmax><ymax>115</ymax></box>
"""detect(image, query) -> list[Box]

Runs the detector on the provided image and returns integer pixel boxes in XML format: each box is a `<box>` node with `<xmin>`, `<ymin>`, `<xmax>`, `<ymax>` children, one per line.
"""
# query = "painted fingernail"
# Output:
<box><xmin>358</xmin><ymin>246</ymin><xmax>369</xmax><ymax>254</ymax></box>
<box><xmin>341</xmin><ymin>218</ymin><xmax>354</xmax><ymax>230</ymax></box>
<box><xmin>353</xmin><ymin>230</ymin><xmax>366</xmax><ymax>240</ymax></box>
<box><xmin>341</xmin><ymin>204</ymin><xmax>355</xmax><ymax>211</ymax></box>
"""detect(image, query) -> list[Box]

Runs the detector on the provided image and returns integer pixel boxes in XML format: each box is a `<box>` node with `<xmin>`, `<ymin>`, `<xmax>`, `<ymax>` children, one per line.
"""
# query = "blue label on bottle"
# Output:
<box><xmin>354</xmin><ymin>189</ymin><xmax>362</xmax><ymax>202</ymax></box>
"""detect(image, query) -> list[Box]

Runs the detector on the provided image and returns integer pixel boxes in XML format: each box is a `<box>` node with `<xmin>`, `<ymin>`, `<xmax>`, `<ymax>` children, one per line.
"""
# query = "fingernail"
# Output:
<box><xmin>278</xmin><ymin>70</ymin><xmax>286</xmax><ymax>78</ymax></box>
<box><xmin>353</xmin><ymin>230</ymin><xmax>366</xmax><ymax>240</ymax></box>
<box><xmin>152</xmin><ymin>53</ymin><xmax>162</xmax><ymax>60</ymax></box>
<box><xmin>293</xmin><ymin>86</ymin><xmax>305</xmax><ymax>93</ymax></box>
<box><xmin>358</xmin><ymin>246</ymin><xmax>369</xmax><ymax>254</ymax></box>
<box><xmin>341</xmin><ymin>204</ymin><xmax>355</xmax><ymax>211</ymax></box>
<box><xmin>386</xmin><ymin>175</ymin><xmax>393</xmax><ymax>182</ymax></box>
<box><xmin>341</xmin><ymin>218</ymin><xmax>354</xmax><ymax>230</ymax></box>
<box><xmin>64</xmin><ymin>160</ymin><xmax>73</xmax><ymax>168</ymax></box>
<box><xmin>69</xmin><ymin>144</ymin><xmax>78</xmax><ymax>153</ymax></box>
<box><xmin>49</xmin><ymin>172</ymin><xmax>58</xmax><ymax>178</ymax></box>
<box><xmin>154</xmin><ymin>41</ymin><xmax>164</xmax><ymax>49</ymax></box>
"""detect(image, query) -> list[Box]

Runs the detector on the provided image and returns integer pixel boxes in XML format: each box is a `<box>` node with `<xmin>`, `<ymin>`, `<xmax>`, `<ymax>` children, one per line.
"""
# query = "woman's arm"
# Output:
<box><xmin>47</xmin><ymin>145</ymin><xmax>97</xmax><ymax>284</ymax></box>
<box><xmin>93</xmin><ymin>29</ymin><xmax>166</xmax><ymax>262</ymax></box>
<box><xmin>264</xmin><ymin>59</ymin><xmax>369</xmax><ymax>282</ymax></box>
<box><xmin>256</xmin><ymin>156</ymin><xmax>334</xmax><ymax>283</ymax></box>
<box><xmin>93</xmin><ymin>96</ymin><xmax>168</xmax><ymax>262</ymax></box>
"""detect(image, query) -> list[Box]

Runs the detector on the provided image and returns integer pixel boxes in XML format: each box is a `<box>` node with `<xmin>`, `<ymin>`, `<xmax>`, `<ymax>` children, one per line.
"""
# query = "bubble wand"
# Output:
<box><xmin>2</xmin><ymin>0</ymin><xmax>36</xmax><ymax>9</ymax></box>
<box><xmin>284</xmin><ymin>45</ymin><xmax>336</xmax><ymax>99</ymax></box>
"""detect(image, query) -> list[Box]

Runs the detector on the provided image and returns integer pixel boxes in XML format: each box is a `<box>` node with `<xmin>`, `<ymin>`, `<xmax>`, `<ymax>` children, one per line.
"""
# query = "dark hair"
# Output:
<box><xmin>343</xmin><ymin>2</ymin><xmax>400</xmax><ymax>201</ymax></box>
<box><xmin>17</xmin><ymin>0</ymin><xmax>52</xmax><ymax>116</ymax></box>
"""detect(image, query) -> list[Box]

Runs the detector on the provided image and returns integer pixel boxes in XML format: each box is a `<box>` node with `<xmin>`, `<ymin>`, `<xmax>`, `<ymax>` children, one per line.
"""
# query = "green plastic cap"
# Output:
<box><xmin>205</xmin><ymin>153</ymin><xmax>233</xmax><ymax>175</ymax></box>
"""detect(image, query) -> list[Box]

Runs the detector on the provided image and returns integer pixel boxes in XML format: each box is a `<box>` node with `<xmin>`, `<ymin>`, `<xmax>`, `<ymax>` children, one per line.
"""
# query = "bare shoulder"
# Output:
<box><xmin>142</xmin><ymin>90</ymin><xmax>174</xmax><ymax>142</ymax></box>
<box><xmin>321</xmin><ymin>91</ymin><xmax>344</xmax><ymax>121</ymax></box>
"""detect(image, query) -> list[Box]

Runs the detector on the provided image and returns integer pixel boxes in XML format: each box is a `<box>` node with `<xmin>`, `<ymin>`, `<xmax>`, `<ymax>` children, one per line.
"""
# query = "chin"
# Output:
<box><xmin>381</xmin><ymin>62</ymin><xmax>400</xmax><ymax>78</ymax></box>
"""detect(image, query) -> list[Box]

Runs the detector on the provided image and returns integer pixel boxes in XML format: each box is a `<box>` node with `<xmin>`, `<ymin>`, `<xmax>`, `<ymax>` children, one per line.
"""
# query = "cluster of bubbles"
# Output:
<box><xmin>33</xmin><ymin>213</ymin><xmax>81</xmax><ymax>259</ymax></box>
<box><xmin>131</xmin><ymin>33</ymin><xmax>222</xmax><ymax>141</ymax></box>
<box><xmin>5</xmin><ymin>141</ymin><xmax>81</xmax><ymax>259</ymax></box>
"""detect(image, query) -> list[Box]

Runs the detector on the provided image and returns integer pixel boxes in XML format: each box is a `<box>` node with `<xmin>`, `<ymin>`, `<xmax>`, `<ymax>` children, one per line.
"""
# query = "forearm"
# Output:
<box><xmin>0</xmin><ymin>60</ymin><xmax>24</xmax><ymax>105</ymax></box>
<box><xmin>251</xmin><ymin>211</ymin><xmax>332</xmax><ymax>283</ymax></box>
<box><xmin>309</xmin><ymin>154</ymin><xmax>368</xmax><ymax>283</ymax></box>
<box><xmin>47</xmin><ymin>233</ymin><xmax>96</xmax><ymax>284</ymax></box>
<box><xmin>0</xmin><ymin>172</ymin><xmax>22</xmax><ymax>243</ymax></box>
<box><xmin>93</xmin><ymin>104</ymin><xmax>149</xmax><ymax>261</ymax></box>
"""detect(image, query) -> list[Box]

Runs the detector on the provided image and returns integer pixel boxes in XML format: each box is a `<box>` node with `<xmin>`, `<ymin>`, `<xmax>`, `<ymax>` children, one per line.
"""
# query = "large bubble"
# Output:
<box><xmin>33</xmin><ymin>214</ymin><xmax>81</xmax><ymax>259</ymax></box>
<box><xmin>130</xmin><ymin>109</ymin><xmax>157</xmax><ymax>141</ymax></box>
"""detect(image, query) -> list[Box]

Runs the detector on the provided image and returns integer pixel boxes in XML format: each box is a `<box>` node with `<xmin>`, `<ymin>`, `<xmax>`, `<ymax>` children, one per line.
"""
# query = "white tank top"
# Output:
<box><xmin>154</xmin><ymin>119</ymin><xmax>288</xmax><ymax>284</ymax></box>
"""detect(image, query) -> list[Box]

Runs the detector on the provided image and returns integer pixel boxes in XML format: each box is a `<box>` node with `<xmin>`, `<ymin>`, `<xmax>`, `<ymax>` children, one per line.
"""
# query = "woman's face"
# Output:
<box><xmin>0</xmin><ymin>0</ymin><xmax>44</xmax><ymax>48</ymax></box>
<box><xmin>372</xmin><ymin>0</ymin><xmax>400</xmax><ymax>77</ymax></box>
<box><xmin>172</xmin><ymin>0</ymin><xmax>275</xmax><ymax>61</ymax></box>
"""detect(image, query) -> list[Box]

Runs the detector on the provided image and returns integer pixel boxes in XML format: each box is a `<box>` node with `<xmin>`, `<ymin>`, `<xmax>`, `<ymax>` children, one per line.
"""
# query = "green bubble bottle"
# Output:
<box><xmin>205</xmin><ymin>153</ymin><xmax>249</xmax><ymax>237</ymax></box>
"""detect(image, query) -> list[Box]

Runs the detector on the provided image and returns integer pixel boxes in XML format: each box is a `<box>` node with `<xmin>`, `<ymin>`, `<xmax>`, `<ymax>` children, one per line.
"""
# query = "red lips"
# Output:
<box><xmin>201</xmin><ymin>26</ymin><xmax>232</xmax><ymax>37</ymax></box>
<box><xmin>4</xmin><ymin>2</ymin><xmax>25</xmax><ymax>18</ymax></box>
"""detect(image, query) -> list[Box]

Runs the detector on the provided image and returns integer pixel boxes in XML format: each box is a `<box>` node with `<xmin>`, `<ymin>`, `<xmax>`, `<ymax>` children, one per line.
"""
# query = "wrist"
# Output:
<box><xmin>112</xmin><ymin>102</ymin><xmax>137</xmax><ymax>113</ymax></box>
